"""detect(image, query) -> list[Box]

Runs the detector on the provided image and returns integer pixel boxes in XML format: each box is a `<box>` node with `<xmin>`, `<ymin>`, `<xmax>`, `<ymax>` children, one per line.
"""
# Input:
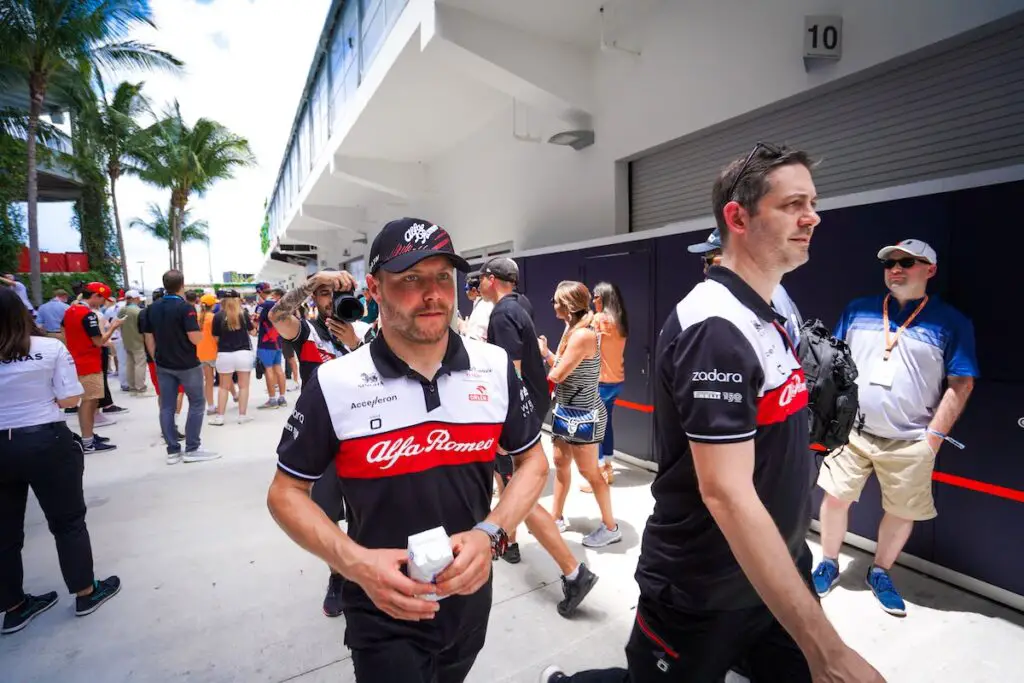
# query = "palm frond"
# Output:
<box><xmin>90</xmin><ymin>41</ymin><xmax>183</xmax><ymax>76</ymax></box>
<box><xmin>0</xmin><ymin>107</ymin><xmax>72</xmax><ymax>149</ymax></box>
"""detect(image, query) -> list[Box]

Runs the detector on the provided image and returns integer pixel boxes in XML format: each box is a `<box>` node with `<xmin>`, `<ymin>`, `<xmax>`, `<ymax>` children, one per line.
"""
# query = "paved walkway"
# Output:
<box><xmin>2</xmin><ymin>381</ymin><xmax>1022</xmax><ymax>682</ymax></box>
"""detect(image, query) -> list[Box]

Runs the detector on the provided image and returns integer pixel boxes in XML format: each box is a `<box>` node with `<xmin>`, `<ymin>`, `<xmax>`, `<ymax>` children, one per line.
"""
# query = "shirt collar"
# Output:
<box><xmin>370</xmin><ymin>327</ymin><xmax>470</xmax><ymax>382</ymax></box>
<box><xmin>706</xmin><ymin>266</ymin><xmax>786</xmax><ymax>325</ymax></box>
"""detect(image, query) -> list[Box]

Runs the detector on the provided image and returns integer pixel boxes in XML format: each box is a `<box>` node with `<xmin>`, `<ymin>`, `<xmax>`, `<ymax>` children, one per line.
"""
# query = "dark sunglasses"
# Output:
<box><xmin>726</xmin><ymin>141</ymin><xmax>783</xmax><ymax>201</ymax></box>
<box><xmin>881</xmin><ymin>257</ymin><xmax>928</xmax><ymax>269</ymax></box>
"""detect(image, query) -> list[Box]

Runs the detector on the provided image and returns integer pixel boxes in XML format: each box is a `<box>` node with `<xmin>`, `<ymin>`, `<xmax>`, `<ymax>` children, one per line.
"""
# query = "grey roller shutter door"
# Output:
<box><xmin>630</xmin><ymin>14</ymin><xmax>1024</xmax><ymax>232</ymax></box>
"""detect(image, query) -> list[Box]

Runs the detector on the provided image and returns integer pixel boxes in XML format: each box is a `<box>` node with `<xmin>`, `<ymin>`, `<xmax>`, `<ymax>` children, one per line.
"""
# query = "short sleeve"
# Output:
<box><xmin>82</xmin><ymin>312</ymin><xmax>101</xmax><ymax>337</ymax></box>
<box><xmin>498</xmin><ymin>356</ymin><xmax>542</xmax><ymax>454</ymax></box>
<box><xmin>669</xmin><ymin>318</ymin><xmax>763</xmax><ymax>444</ymax></box>
<box><xmin>243</xmin><ymin>310</ymin><xmax>252</xmax><ymax>331</ymax></box>
<box><xmin>833</xmin><ymin>304</ymin><xmax>852</xmax><ymax>341</ymax></box>
<box><xmin>51</xmin><ymin>344</ymin><xmax>84</xmax><ymax>399</ymax></box>
<box><xmin>944</xmin><ymin>314</ymin><xmax>980</xmax><ymax>378</ymax></box>
<box><xmin>276</xmin><ymin>373</ymin><xmax>341</xmax><ymax>481</ymax></box>
<box><xmin>182</xmin><ymin>302</ymin><xmax>200</xmax><ymax>332</ymax></box>
<box><xmin>488</xmin><ymin>308</ymin><xmax>523</xmax><ymax>360</ymax></box>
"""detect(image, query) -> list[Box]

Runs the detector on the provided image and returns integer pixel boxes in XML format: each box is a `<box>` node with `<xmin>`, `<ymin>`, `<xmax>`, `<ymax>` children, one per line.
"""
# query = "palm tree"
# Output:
<box><xmin>132</xmin><ymin>101</ymin><xmax>255</xmax><ymax>273</ymax></box>
<box><xmin>0</xmin><ymin>0</ymin><xmax>182</xmax><ymax>305</ymax></box>
<box><xmin>128</xmin><ymin>201</ymin><xmax>209</xmax><ymax>270</ymax></box>
<box><xmin>95</xmin><ymin>79</ymin><xmax>150</xmax><ymax>287</ymax></box>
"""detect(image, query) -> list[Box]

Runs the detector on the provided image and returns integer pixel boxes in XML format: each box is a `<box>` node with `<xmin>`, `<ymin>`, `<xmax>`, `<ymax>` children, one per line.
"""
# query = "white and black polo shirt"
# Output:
<box><xmin>276</xmin><ymin>328</ymin><xmax>540</xmax><ymax>647</ymax></box>
<box><xmin>636</xmin><ymin>266</ymin><xmax>812</xmax><ymax>611</ymax></box>
<box><xmin>284</xmin><ymin>317</ymin><xmax>372</xmax><ymax>385</ymax></box>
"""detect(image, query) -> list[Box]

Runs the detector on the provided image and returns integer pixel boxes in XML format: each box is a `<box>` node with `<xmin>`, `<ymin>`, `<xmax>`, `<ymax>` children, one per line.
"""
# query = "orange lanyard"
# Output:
<box><xmin>882</xmin><ymin>294</ymin><xmax>928</xmax><ymax>361</ymax></box>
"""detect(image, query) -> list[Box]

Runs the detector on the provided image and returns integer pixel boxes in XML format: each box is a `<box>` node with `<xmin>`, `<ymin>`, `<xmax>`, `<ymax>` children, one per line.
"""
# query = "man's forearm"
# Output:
<box><xmin>270</xmin><ymin>281</ymin><xmax>313</xmax><ymax>323</ymax></box>
<box><xmin>707</xmin><ymin>490</ymin><xmax>842</xmax><ymax>664</ymax></box>
<box><xmin>487</xmin><ymin>444</ymin><xmax>548</xmax><ymax>532</ymax></box>
<box><xmin>144</xmin><ymin>333</ymin><xmax>155</xmax><ymax>357</ymax></box>
<box><xmin>267</xmin><ymin>480</ymin><xmax>365</xmax><ymax>578</ymax></box>
<box><xmin>928</xmin><ymin>378</ymin><xmax>973</xmax><ymax>435</ymax></box>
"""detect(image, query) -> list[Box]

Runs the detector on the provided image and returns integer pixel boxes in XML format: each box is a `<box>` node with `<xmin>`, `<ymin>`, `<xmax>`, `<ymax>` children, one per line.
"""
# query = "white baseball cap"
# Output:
<box><xmin>877</xmin><ymin>238</ymin><xmax>937</xmax><ymax>265</ymax></box>
<box><xmin>125</xmin><ymin>289</ymin><xmax>141</xmax><ymax>299</ymax></box>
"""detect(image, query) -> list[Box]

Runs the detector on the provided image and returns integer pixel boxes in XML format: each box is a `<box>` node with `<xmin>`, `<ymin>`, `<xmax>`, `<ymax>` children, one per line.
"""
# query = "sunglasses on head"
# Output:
<box><xmin>882</xmin><ymin>257</ymin><xmax>928</xmax><ymax>269</ymax></box>
<box><xmin>726</xmin><ymin>141</ymin><xmax>784</xmax><ymax>201</ymax></box>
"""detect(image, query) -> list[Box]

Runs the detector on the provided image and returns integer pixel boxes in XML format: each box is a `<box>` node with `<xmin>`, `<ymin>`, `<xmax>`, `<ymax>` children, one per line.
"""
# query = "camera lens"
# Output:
<box><xmin>332</xmin><ymin>291</ymin><xmax>364</xmax><ymax>323</ymax></box>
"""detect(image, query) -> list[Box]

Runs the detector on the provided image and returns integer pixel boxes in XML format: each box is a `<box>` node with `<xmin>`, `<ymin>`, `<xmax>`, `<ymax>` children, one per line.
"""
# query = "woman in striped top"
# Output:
<box><xmin>539</xmin><ymin>281</ymin><xmax>621</xmax><ymax>549</ymax></box>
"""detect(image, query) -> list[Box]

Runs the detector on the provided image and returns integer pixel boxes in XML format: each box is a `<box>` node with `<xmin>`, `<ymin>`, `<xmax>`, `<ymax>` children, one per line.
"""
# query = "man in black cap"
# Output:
<box><xmin>268</xmin><ymin>218</ymin><xmax>549</xmax><ymax>683</ymax></box>
<box><xmin>478</xmin><ymin>256</ymin><xmax>599</xmax><ymax>617</ymax></box>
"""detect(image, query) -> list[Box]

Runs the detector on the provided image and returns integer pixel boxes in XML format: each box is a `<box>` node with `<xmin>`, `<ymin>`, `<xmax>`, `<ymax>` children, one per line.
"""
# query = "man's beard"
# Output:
<box><xmin>380</xmin><ymin>298</ymin><xmax>452</xmax><ymax>345</ymax></box>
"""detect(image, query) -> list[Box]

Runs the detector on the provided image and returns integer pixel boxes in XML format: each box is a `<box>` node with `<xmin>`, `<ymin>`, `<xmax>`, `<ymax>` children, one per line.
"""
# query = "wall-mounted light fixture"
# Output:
<box><xmin>547</xmin><ymin>129</ymin><xmax>595</xmax><ymax>151</ymax></box>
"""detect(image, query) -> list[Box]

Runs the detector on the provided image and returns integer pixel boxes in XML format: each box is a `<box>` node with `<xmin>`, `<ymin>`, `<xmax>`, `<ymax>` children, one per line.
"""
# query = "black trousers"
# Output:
<box><xmin>0</xmin><ymin>423</ymin><xmax>95</xmax><ymax>609</ymax></box>
<box><xmin>562</xmin><ymin>548</ymin><xmax>814</xmax><ymax>683</ymax></box>
<box><xmin>351</xmin><ymin>619</ymin><xmax>488</xmax><ymax>683</ymax></box>
<box><xmin>99</xmin><ymin>346</ymin><xmax>114</xmax><ymax>409</ymax></box>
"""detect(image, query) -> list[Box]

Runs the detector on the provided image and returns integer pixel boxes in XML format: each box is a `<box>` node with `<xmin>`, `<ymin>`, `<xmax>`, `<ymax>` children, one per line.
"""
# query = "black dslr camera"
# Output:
<box><xmin>331</xmin><ymin>290</ymin><xmax>364</xmax><ymax>323</ymax></box>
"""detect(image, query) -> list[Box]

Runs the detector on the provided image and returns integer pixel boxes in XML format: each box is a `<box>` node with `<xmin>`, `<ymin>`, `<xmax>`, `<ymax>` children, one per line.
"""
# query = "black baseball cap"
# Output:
<box><xmin>367</xmin><ymin>217</ymin><xmax>470</xmax><ymax>275</ymax></box>
<box><xmin>481</xmin><ymin>257</ymin><xmax>519</xmax><ymax>283</ymax></box>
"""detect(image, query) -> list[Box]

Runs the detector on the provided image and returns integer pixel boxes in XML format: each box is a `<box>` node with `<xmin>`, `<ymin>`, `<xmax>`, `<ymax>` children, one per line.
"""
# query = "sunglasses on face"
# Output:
<box><xmin>882</xmin><ymin>257</ymin><xmax>928</xmax><ymax>269</ymax></box>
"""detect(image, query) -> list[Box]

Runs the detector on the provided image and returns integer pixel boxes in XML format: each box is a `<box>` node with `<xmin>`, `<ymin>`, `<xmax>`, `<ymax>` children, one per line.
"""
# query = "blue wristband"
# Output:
<box><xmin>927</xmin><ymin>429</ymin><xmax>965</xmax><ymax>450</ymax></box>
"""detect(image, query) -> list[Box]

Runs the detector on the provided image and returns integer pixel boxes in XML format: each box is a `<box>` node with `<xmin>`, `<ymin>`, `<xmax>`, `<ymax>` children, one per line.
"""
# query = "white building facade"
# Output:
<box><xmin>258</xmin><ymin>0</ymin><xmax>1024</xmax><ymax>609</ymax></box>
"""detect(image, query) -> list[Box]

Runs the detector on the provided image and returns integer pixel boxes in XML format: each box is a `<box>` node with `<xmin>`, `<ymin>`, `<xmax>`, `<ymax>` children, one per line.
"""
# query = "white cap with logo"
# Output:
<box><xmin>877</xmin><ymin>238</ymin><xmax>937</xmax><ymax>265</ymax></box>
<box><xmin>125</xmin><ymin>289</ymin><xmax>141</xmax><ymax>299</ymax></box>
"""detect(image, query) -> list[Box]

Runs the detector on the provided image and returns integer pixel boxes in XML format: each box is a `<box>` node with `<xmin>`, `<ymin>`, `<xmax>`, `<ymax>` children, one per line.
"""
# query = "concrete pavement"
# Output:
<box><xmin>2</xmin><ymin>381</ymin><xmax>1022</xmax><ymax>682</ymax></box>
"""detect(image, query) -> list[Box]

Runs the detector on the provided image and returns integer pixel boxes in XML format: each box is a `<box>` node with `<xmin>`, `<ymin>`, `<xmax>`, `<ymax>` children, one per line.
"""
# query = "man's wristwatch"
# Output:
<box><xmin>472</xmin><ymin>521</ymin><xmax>509</xmax><ymax>560</ymax></box>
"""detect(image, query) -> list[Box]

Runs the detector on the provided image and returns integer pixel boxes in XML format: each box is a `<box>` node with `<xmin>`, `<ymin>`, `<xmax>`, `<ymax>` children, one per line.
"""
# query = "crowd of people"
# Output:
<box><xmin>0</xmin><ymin>141</ymin><xmax>979</xmax><ymax>683</ymax></box>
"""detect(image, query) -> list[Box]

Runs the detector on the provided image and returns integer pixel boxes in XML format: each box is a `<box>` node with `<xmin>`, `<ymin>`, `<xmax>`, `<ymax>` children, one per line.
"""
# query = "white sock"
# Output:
<box><xmin>565</xmin><ymin>564</ymin><xmax>581</xmax><ymax>581</ymax></box>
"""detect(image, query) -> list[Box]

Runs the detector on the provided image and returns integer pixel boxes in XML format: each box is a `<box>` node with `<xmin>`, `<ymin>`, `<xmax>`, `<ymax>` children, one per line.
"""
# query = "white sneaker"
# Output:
<box><xmin>206</xmin><ymin>406</ymin><xmax>217</xmax><ymax>415</ymax></box>
<box><xmin>555</xmin><ymin>518</ymin><xmax>569</xmax><ymax>533</ymax></box>
<box><xmin>208</xmin><ymin>415</ymin><xmax>224</xmax><ymax>426</ymax></box>
<box><xmin>166</xmin><ymin>452</ymin><xmax>182</xmax><ymax>465</ymax></box>
<box><xmin>183</xmin><ymin>449</ymin><xmax>220</xmax><ymax>463</ymax></box>
<box><xmin>93</xmin><ymin>413</ymin><xmax>117</xmax><ymax>427</ymax></box>
<box><xmin>237</xmin><ymin>415</ymin><xmax>253</xmax><ymax>424</ymax></box>
<box><xmin>582</xmin><ymin>523</ymin><xmax>622</xmax><ymax>548</ymax></box>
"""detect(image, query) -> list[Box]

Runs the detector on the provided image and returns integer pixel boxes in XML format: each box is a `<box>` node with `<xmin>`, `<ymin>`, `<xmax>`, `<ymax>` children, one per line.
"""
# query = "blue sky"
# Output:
<box><xmin>37</xmin><ymin>0</ymin><xmax>330</xmax><ymax>285</ymax></box>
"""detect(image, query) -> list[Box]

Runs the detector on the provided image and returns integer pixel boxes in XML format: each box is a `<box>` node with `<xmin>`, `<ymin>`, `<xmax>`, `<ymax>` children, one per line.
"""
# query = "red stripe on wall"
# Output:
<box><xmin>615</xmin><ymin>399</ymin><xmax>654</xmax><ymax>413</ymax></box>
<box><xmin>932</xmin><ymin>471</ymin><xmax>1024</xmax><ymax>504</ymax></box>
<box><xmin>611</xmin><ymin>401</ymin><xmax>1024</xmax><ymax>504</ymax></box>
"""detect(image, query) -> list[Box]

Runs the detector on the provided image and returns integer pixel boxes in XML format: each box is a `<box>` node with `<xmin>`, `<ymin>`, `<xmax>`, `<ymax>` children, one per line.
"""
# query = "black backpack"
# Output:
<box><xmin>796</xmin><ymin>319</ymin><xmax>860</xmax><ymax>452</ymax></box>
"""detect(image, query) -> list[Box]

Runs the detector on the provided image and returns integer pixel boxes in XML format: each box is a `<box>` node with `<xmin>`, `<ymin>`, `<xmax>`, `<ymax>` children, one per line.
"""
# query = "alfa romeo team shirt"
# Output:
<box><xmin>637</xmin><ymin>266</ymin><xmax>813</xmax><ymax>611</ymax></box>
<box><xmin>276</xmin><ymin>329</ymin><xmax>540</xmax><ymax>648</ymax></box>
<box><xmin>284</xmin><ymin>316</ymin><xmax>372</xmax><ymax>385</ymax></box>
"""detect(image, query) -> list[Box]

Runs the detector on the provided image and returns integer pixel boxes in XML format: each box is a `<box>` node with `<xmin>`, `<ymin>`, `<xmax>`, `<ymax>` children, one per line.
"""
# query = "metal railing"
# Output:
<box><xmin>264</xmin><ymin>0</ymin><xmax>410</xmax><ymax>251</ymax></box>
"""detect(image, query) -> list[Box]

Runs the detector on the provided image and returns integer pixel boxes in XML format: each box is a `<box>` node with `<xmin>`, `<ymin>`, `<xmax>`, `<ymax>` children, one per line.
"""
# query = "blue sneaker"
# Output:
<box><xmin>811</xmin><ymin>559</ymin><xmax>840</xmax><ymax>597</ymax></box>
<box><xmin>866</xmin><ymin>567</ymin><xmax>906</xmax><ymax>616</ymax></box>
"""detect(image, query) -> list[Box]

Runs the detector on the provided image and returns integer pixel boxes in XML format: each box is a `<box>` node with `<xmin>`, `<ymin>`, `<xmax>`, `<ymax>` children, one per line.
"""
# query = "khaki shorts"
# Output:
<box><xmin>817</xmin><ymin>429</ymin><xmax>937</xmax><ymax>521</ymax></box>
<box><xmin>79</xmin><ymin>373</ymin><xmax>104</xmax><ymax>401</ymax></box>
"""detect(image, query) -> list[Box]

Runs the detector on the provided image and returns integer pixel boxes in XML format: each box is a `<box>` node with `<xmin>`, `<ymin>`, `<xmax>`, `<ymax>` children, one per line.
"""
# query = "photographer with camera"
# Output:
<box><xmin>268</xmin><ymin>269</ymin><xmax>372</xmax><ymax>617</ymax></box>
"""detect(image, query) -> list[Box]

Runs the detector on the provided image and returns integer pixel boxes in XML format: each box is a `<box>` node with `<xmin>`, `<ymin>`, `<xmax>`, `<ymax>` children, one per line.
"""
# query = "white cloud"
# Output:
<box><xmin>37</xmin><ymin>0</ymin><xmax>331</xmax><ymax>288</ymax></box>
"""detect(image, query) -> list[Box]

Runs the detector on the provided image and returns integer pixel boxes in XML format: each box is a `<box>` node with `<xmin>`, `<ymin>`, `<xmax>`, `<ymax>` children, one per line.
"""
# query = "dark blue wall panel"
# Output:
<box><xmin>514</xmin><ymin>179</ymin><xmax>1024</xmax><ymax>599</ymax></box>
